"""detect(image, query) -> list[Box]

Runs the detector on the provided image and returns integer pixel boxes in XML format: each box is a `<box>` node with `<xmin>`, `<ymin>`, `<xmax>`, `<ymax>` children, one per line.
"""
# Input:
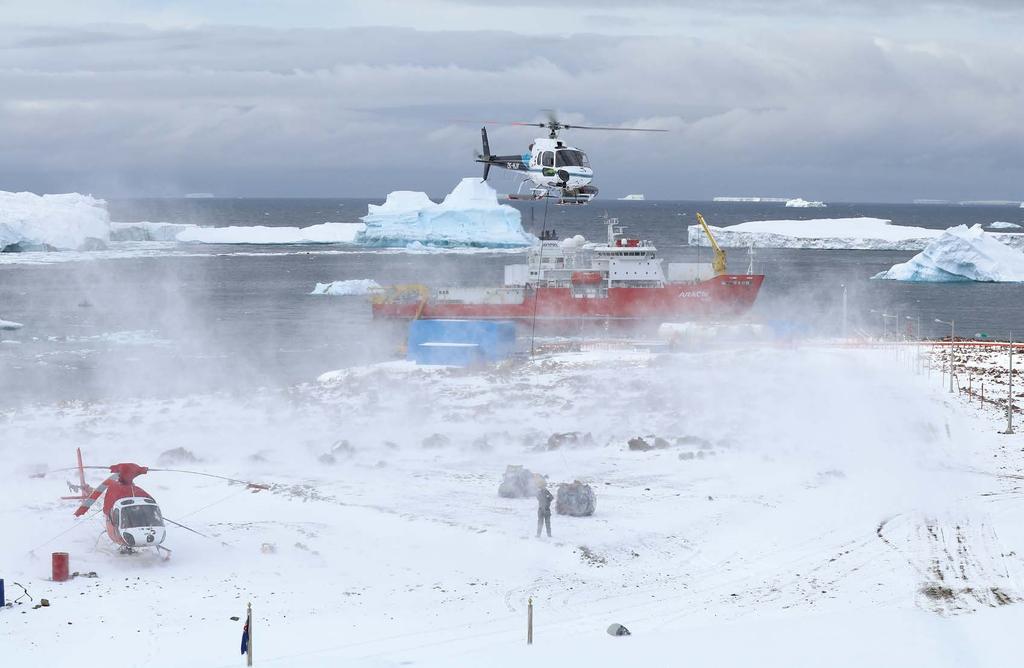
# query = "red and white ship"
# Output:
<box><xmin>371</xmin><ymin>216</ymin><xmax>764</xmax><ymax>322</ymax></box>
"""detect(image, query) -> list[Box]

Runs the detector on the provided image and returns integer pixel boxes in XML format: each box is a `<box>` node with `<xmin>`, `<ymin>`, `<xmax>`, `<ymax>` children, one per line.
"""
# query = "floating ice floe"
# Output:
<box><xmin>0</xmin><ymin>318</ymin><xmax>23</xmax><ymax>330</ymax></box>
<box><xmin>785</xmin><ymin>198</ymin><xmax>826</xmax><ymax>208</ymax></box>
<box><xmin>988</xmin><ymin>221</ymin><xmax>1022</xmax><ymax>230</ymax></box>
<box><xmin>176</xmin><ymin>222</ymin><xmax>364</xmax><ymax>244</ymax></box>
<box><xmin>358</xmin><ymin>178</ymin><xmax>534</xmax><ymax>248</ymax></box>
<box><xmin>310</xmin><ymin>279</ymin><xmax>382</xmax><ymax>296</ymax></box>
<box><xmin>873</xmin><ymin>224</ymin><xmax>1024</xmax><ymax>282</ymax></box>
<box><xmin>0</xmin><ymin>191</ymin><xmax>110</xmax><ymax>251</ymax></box>
<box><xmin>688</xmin><ymin>217</ymin><xmax>1024</xmax><ymax>251</ymax></box>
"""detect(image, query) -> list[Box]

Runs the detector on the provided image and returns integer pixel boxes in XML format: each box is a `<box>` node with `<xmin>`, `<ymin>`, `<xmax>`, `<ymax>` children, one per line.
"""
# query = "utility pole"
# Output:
<box><xmin>841</xmin><ymin>284</ymin><xmax>848</xmax><ymax>339</ymax></box>
<box><xmin>936</xmin><ymin>318</ymin><xmax>955</xmax><ymax>393</ymax></box>
<box><xmin>1005</xmin><ymin>333</ymin><xmax>1015</xmax><ymax>435</ymax></box>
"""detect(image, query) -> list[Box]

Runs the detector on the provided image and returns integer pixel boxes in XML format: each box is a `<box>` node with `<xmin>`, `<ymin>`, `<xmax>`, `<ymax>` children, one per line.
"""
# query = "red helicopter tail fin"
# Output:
<box><xmin>60</xmin><ymin>447</ymin><xmax>95</xmax><ymax>501</ymax></box>
<box><xmin>74</xmin><ymin>474</ymin><xmax>115</xmax><ymax>517</ymax></box>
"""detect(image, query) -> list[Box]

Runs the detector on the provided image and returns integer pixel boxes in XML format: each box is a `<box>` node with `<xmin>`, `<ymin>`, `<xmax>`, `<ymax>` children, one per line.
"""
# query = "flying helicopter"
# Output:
<box><xmin>470</xmin><ymin>111</ymin><xmax>666</xmax><ymax>204</ymax></box>
<box><xmin>60</xmin><ymin>448</ymin><xmax>263</xmax><ymax>558</ymax></box>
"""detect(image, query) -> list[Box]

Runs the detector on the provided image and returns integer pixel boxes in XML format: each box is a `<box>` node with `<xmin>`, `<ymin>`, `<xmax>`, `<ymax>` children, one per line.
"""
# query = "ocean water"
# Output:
<box><xmin>1</xmin><ymin>198</ymin><xmax>1022</xmax><ymax>407</ymax></box>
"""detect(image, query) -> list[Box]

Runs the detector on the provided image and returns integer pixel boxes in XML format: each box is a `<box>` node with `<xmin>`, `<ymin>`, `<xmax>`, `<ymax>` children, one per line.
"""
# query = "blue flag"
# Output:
<box><xmin>240</xmin><ymin>617</ymin><xmax>249</xmax><ymax>655</ymax></box>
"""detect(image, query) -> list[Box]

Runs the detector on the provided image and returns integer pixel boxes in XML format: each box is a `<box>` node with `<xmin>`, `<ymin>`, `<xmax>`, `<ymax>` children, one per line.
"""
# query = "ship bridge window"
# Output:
<box><xmin>541</xmin><ymin>151</ymin><xmax>554</xmax><ymax>167</ymax></box>
<box><xmin>555</xmin><ymin>150</ymin><xmax>588</xmax><ymax>168</ymax></box>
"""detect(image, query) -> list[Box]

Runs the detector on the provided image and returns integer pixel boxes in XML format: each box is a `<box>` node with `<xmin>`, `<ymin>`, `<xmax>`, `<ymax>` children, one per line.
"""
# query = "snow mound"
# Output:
<box><xmin>0</xmin><ymin>191</ymin><xmax>110</xmax><ymax>251</ymax></box>
<box><xmin>359</xmin><ymin>178</ymin><xmax>533</xmax><ymax>248</ymax></box>
<box><xmin>310</xmin><ymin>279</ymin><xmax>382</xmax><ymax>296</ymax></box>
<box><xmin>176</xmin><ymin>222</ymin><xmax>363</xmax><ymax>244</ymax></box>
<box><xmin>785</xmin><ymin>198</ymin><xmax>826</xmax><ymax>208</ymax></box>
<box><xmin>873</xmin><ymin>224</ymin><xmax>1024</xmax><ymax>282</ymax></box>
<box><xmin>989</xmin><ymin>221</ymin><xmax>1022</xmax><ymax>230</ymax></box>
<box><xmin>110</xmin><ymin>221</ymin><xmax>199</xmax><ymax>241</ymax></box>
<box><xmin>0</xmin><ymin>318</ymin><xmax>23</xmax><ymax>330</ymax></box>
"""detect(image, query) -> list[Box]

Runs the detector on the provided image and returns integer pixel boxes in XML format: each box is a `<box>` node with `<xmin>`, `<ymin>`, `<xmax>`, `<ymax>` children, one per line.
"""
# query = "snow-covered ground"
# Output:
<box><xmin>689</xmin><ymin>217</ymin><xmax>1024</xmax><ymax>251</ymax></box>
<box><xmin>359</xmin><ymin>178</ymin><xmax>534</xmax><ymax>248</ymax></box>
<box><xmin>874</xmin><ymin>224</ymin><xmax>1024</xmax><ymax>282</ymax></box>
<box><xmin>3</xmin><ymin>342</ymin><xmax>1023</xmax><ymax>666</ymax></box>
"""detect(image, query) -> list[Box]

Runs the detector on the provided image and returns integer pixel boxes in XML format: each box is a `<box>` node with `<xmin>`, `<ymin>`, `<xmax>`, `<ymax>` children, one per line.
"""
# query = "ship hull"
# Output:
<box><xmin>372</xmin><ymin>274</ymin><xmax>764</xmax><ymax>321</ymax></box>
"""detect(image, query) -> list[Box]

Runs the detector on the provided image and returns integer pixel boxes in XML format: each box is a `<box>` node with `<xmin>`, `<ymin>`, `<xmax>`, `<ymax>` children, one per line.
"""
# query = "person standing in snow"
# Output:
<box><xmin>536</xmin><ymin>483</ymin><xmax>554</xmax><ymax>538</ymax></box>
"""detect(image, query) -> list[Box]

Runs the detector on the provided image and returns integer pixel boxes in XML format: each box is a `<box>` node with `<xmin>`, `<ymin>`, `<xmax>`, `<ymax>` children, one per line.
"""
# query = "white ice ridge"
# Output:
<box><xmin>310</xmin><ymin>279</ymin><xmax>382</xmax><ymax>296</ymax></box>
<box><xmin>0</xmin><ymin>191</ymin><xmax>110</xmax><ymax>251</ymax></box>
<box><xmin>873</xmin><ymin>224</ymin><xmax>1024</xmax><ymax>282</ymax></box>
<box><xmin>988</xmin><ymin>221</ymin><xmax>1022</xmax><ymax>230</ymax></box>
<box><xmin>688</xmin><ymin>217</ymin><xmax>1024</xmax><ymax>251</ymax></box>
<box><xmin>785</xmin><ymin>198</ymin><xmax>826</xmax><ymax>208</ymax></box>
<box><xmin>176</xmin><ymin>222</ymin><xmax>364</xmax><ymax>244</ymax></box>
<box><xmin>359</xmin><ymin>178</ymin><xmax>534</xmax><ymax>248</ymax></box>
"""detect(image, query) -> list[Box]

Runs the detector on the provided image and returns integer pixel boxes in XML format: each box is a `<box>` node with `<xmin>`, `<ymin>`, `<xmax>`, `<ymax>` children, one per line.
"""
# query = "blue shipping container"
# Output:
<box><xmin>408</xmin><ymin>320</ymin><xmax>516</xmax><ymax>366</ymax></box>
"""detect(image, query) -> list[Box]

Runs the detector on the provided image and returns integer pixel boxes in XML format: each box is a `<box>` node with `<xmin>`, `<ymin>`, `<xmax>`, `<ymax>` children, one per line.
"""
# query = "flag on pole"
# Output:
<box><xmin>240</xmin><ymin>612</ymin><xmax>250</xmax><ymax>655</ymax></box>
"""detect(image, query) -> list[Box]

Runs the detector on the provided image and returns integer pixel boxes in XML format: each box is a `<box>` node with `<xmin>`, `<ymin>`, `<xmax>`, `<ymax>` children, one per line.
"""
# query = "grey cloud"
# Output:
<box><xmin>0</xmin><ymin>22</ymin><xmax>1021</xmax><ymax>200</ymax></box>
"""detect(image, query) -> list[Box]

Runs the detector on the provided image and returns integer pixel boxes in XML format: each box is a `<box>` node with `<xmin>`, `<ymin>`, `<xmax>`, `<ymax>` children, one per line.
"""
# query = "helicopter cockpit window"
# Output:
<box><xmin>120</xmin><ymin>504</ymin><xmax>164</xmax><ymax>528</ymax></box>
<box><xmin>541</xmin><ymin>151</ymin><xmax>554</xmax><ymax>167</ymax></box>
<box><xmin>555</xmin><ymin>150</ymin><xmax>587</xmax><ymax>168</ymax></box>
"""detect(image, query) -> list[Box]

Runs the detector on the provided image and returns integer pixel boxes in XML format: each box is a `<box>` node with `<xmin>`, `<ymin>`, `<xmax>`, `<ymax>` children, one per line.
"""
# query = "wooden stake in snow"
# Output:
<box><xmin>527</xmin><ymin>597</ymin><xmax>533</xmax><ymax>645</ymax></box>
<box><xmin>247</xmin><ymin>602</ymin><xmax>253</xmax><ymax>666</ymax></box>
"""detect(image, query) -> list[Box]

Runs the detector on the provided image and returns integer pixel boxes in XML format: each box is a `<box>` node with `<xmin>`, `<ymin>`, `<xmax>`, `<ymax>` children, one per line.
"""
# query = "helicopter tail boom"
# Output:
<box><xmin>476</xmin><ymin>127</ymin><xmax>527</xmax><ymax>181</ymax></box>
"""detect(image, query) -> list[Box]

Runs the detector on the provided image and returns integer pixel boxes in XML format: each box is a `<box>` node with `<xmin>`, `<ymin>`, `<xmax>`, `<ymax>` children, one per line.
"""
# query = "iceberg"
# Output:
<box><xmin>0</xmin><ymin>191</ymin><xmax>110</xmax><ymax>251</ymax></box>
<box><xmin>873</xmin><ymin>224</ymin><xmax>1024</xmax><ymax>282</ymax></box>
<box><xmin>176</xmin><ymin>222</ymin><xmax>363</xmax><ymax>244</ymax></box>
<box><xmin>785</xmin><ymin>198</ymin><xmax>827</xmax><ymax>208</ymax></box>
<box><xmin>310</xmin><ymin>279</ymin><xmax>382</xmax><ymax>296</ymax></box>
<box><xmin>358</xmin><ymin>178</ymin><xmax>534</xmax><ymax>248</ymax></box>
<box><xmin>688</xmin><ymin>217</ymin><xmax>1024</xmax><ymax>252</ymax></box>
<box><xmin>110</xmin><ymin>221</ymin><xmax>200</xmax><ymax>241</ymax></box>
<box><xmin>988</xmin><ymin>221</ymin><xmax>1022</xmax><ymax>230</ymax></box>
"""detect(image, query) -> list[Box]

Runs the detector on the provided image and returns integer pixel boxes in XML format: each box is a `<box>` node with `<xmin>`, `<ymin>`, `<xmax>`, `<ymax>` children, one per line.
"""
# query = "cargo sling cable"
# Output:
<box><xmin>529</xmin><ymin>194</ymin><xmax>551</xmax><ymax>357</ymax></box>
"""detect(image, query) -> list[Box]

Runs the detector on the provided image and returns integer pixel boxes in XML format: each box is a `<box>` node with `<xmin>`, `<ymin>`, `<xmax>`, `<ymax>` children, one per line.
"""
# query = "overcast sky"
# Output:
<box><xmin>1</xmin><ymin>0</ymin><xmax>1021</xmax><ymax>201</ymax></box>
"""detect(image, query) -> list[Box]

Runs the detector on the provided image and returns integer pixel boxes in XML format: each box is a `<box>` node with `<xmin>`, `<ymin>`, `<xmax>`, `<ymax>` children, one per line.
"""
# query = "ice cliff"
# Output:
<box><xmin>0</xmin><ymin>191</ymin><xmax>110</xmax><ymax>251</ymax></box>
<box><xmin>873</xmin><ymin>224</ymin><xmax>1024</xmax><ymax>282</ymax></box>
<box><xmin>358</xmin><ymin>178</ymin><xmax>534</xmax><ymax>248</ymax></box>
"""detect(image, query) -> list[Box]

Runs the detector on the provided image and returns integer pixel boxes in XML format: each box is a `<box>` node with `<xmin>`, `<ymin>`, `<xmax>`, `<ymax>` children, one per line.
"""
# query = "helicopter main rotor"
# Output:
<box><xmin>456</xmin><ymin>110</ymin><xmax>667</xmax><ymax>139</ymax></box>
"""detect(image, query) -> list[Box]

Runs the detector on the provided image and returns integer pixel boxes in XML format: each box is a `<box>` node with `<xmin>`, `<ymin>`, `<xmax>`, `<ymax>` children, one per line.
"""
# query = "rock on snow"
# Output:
<box><xmin>359</xmin><ymin>178</ymin><xmax>534</xmax><ymax>248</ymax></box>
<box><xmin>0</xmin><ymin>191</ymin><xmax>110</xmax><ymax>251</ymax></box>
<box><xmin>874</xmin><ymin>223</ymin><xmax>1024</xmax><ymax>282</ymax></box>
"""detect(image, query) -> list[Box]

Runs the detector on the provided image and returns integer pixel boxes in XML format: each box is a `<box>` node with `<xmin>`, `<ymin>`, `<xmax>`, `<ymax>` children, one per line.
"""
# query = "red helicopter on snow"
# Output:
<box><xmin>61</xmin><ymin>448</ymin><xmax>263</xmax><ymax>558</ymax></box>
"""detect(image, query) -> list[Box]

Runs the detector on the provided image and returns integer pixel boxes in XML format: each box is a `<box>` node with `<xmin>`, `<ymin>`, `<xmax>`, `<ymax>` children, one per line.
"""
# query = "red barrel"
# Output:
<box><xmin>52</xmin><ymin>552</ymin><xmax>69</xmax><ymax>582</ymax></box>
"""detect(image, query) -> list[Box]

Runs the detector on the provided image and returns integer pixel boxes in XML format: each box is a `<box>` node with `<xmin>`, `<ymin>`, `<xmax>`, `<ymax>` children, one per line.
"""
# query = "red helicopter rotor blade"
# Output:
<box><xmin>73</xmin><ymin>474</ymin><xmax>116</xmax><ymax>517</ymax></box>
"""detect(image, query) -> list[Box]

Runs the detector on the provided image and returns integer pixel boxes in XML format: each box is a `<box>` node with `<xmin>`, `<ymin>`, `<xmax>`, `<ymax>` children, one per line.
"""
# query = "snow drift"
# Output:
<box><xmin>688</xmin><ymin>217</ymin><xmax>1024</xmax><ymax>251</ymax></box>
<box><xmin>359</xmin><ymin>178</ymin><xmax>534</xmax><ymax>248</ymax></box>
<box><xmin>0</xmin><ymin>191</ymin><xmax>110</xmax><ymax>251</ymax></box>
<box><xmin>310</xmin><ymin>279</ymin><xmax>382</xmax><ymax>296</ymax></box>
<box><xmin>873</xmin><ymin>224</ymin><xmax>1024</xmax><ymax>282</ymax></box>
